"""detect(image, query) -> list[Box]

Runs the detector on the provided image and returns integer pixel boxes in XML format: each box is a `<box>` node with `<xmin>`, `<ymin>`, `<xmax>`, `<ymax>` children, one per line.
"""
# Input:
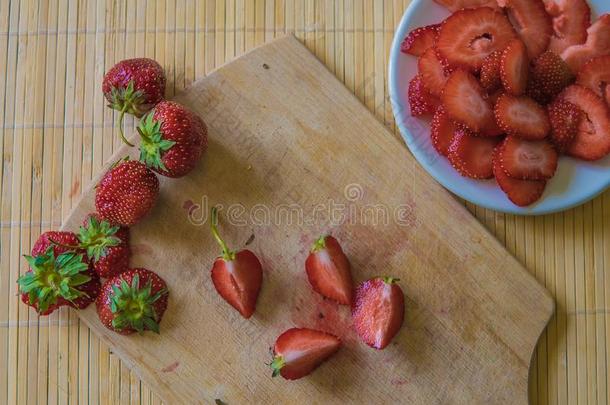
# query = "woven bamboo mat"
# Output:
<box><xmin>0</xmin><ymin>0</ymin><xmax>609</xmax><ymax>404</ymax></box>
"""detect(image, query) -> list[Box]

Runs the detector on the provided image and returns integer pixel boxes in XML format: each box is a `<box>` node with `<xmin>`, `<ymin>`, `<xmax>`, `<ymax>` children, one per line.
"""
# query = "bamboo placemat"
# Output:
<box><xmin>0</xmin><ymin>1</ymin><xmax>608</xmax><ymax>404</ymax></box>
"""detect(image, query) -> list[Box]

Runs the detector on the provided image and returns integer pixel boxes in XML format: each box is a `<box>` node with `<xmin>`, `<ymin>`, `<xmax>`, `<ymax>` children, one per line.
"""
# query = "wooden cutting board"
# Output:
<box><xmin>62</xmin><ymin>35</ymin><xmax>554</xmax><ymax>404</ymax></box>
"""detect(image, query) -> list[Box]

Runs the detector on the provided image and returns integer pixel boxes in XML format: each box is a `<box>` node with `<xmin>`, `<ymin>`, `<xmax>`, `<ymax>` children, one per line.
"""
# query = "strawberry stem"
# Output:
<box><xmin>48</xmin><ymin>237</ymin><xmax>82</xmax><ymax>251</ymax></box>
<box><xmin>269</xmin><ymin>355</ymin><xmax>285</xmax><ymax>377</ymax></box>
<box><xmin>310</xmin><ymin>235</ymin><xmax>327</xmax><ymax>253</ymax></box>
<box><xmin>118</xmin><ymin>104</ymin><xmax>135</xmax><ymax>147</ymax></box>
<box><xmin>210</xmin><ymin>206</ymin><xmax>235</xmax><ymax>261</ymax></box>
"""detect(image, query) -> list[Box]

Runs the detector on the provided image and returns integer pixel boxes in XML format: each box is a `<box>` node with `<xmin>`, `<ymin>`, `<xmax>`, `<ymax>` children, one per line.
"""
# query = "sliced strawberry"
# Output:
<box><xmin>500</xmin><ymin>39</ymin><xmax>529</xmax><ymax>95</ymax></box>
<box><xmin>531</xmin><ymin>51</ymin><xmax>574</xmax><ymax>100</ymax></box>
<box><xmin>548</xmin><ymin>99</ymin><xmax>583</xmax><ymax>152</ymax></box>
<box><xmin>352</xmin><ymin>277</ymin><xmax>405</xmax><ymax>350</ymax></box>
<box><xmin>270</xmin><ymin>328</ymin><xmax>341</xmax><ymax>380</ymax></box>
<box><xmin>448</xmin><ymin>128</ymin><xmax>501</xmax><ymax>179</ymax></box>
<box><xmin>433</xmin><ymin>0</ymin><xmax>500</xmax><ymax>12</ymax></box>
<box><xmin>305</xmin><ymin>235</ymin><xmax>353</xmax><ymax>305</ymax></box>
<box><xmin>499</xmin><ymin>136</ymin><xmax>558</xmax><ymax>180</ymax></box>
<box><xmin>576</xmin><ymin>55</ymin><xmax>610</xmax><ymax>107</ymax></box>
<box><xmin>441</xmin><ymin>69</ymin><xmax>502</xmax><ymax>136</ymax></box>
<box><xmin>401</xmin><ymin>24</ymin><xmax>439</xmax><ymax>57</ymax></box>
<box><xmin>431</xmin><ymin>106</ymin><xmax>458</xmax><ymax>157</ymax></box>
<box><xmin>493</xmin><ymin>146</ymin><xmax>546</xmax><ymax>206</ymax></box>
<box><xmin>436</xmin><ymin>8</ymin><xmax>516</xmax><ymax>71</ymax></box>
<box><xmin>559</xmin><ymin>85</ymin><xmax>610</xmax><ymax>161</ymax></box>
<box><xmin>409</xmin><ymin>74</ymin><xmax>440</xmax><ymax>116</ymax></box>
<box><xmin>418</xmin><ymin>48</ymin><xmax>450</xmax><ymax>97</ymax></box>
<box><xmin>562</xmin><ymin>14</ymin><xmax>610</xmax><ymax>73</ymax></box>
<box><xmin>480</xmin><ymin>51</ymin><xmax>503</xmax><ymax>92</ymax></box>
<box><xmin>497</xmin><ymin>0</ymin><xmax>553</xmax><ymax>59</ymax></box>
<box><xmin>542</xmin><ymin>0</ymin><xmax>591</xmax><ymax>54</ymax></box>
<box><xmin>494</xmin><ymin>94</ymin><xmax>550</xmax><ymax>140</ymax></box>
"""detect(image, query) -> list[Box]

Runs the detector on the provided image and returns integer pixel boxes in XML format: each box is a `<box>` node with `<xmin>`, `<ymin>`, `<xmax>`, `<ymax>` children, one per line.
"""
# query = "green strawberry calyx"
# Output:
<box><xmin>310</xmin><ymin>235</ymin><xmax>328</xmax><ymax>253</ymax></box>
<box><xmin>137</xmin><ymin>112</ymin><xmax>175</xmax><ymax>172</ymax></box>
<box><xmin>110</xmin><ymin>274</ymin><xmax>167</xmax><ymax>334</ymax></box>
<box><xmin>381</xmin><ymin>276</ymin><xmax>400</xmax><ymax>285</ymax></box>
<box><xmin>17</xmin><ymin>247</ymin><xmax>92</xmax><ymax>313</ymax></box>
<box><xmin>269</xmin><ymin>355</ymin><xmax>286</xmax><ymax>377</ymax></box>
<box><xmin>78</xmin><ymin>216</ymin><xmax>122</xmax><ymax>262</ymax></box>
<box><xmin>107</xmin><ymin>81</ymin><xmax>145</xmax><ymax>147</ymax></box>
<box><xmin>210</xmin><ymin>206</ymin><xmax>236</xmax><ymax>261</ymax></box>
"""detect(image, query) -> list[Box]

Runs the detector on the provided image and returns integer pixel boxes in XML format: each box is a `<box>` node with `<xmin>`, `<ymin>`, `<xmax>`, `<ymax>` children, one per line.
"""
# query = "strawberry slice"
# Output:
<box><xmin>576</xmin><ymin>55</ymin><xmax>610</xmax><ymax>107</ymax></box>
<box><xmin>542</xmin><ymin>0</ymin><xmax>591</xmax><ymax>54</ymax></box>
<box><xmin>530</xmin><ymin>51</ymin><xmax>575</xmax><ymax>101</ymax></box>
<box><xmin>409</xmin><ymin>74</ymin><xmax>441</xmax><ymax>116</ymax></box>
<box><xmin>270</xmin><ymin>328</ymin><xmax>341</xmax><ymax>380</ymax></box>
<box><xmin>559</xmin><ymin>85</ymin><xmax>610</xmax><ymax>161</ymax></box>
<box><xmin>480</xmin><ymin>51</ymin><xmax>503</xmax><ymax>92</ymax></box>
<box><xmin>448</xmin><ymin>128</ymin><xmax>501</xmax><ymax>179</ymax></box>
<box><xmin>431</xmin><ymin>106</ymin><xmax>458</xmax><ymax>157</ymax></box>
<box><xmin>493</xmin><ymin>146</ymin><xmax>547</xmax><ymax>206</ymax></box>
<box><xmin>500</xmin><ymin>39</ymin><xmax>529</xmax><ymax>95</ymax></box>
<box><xmin>499</xmin><ymin>136</ymin><xmax>558</xmax><ymax>180</ymax></box>
<box><xmin>562</xmin><ymin>14</ymin><xmax>610</xmax><ymax>73</ymax></box>
<box><xmin>433</xmin><ymin>0</ymin><xmax>500</xmax><ymax>12</ymax></box>
<box><xmin>497</xmin><ymin>0</ymin><xmax>553</xmax><ymax>59</ymax></box>
<box><xmin>401</xmin><ymin>24</ymin><xmax>439</xmax><ymax>57</ymax></box>
<box><xmin>352</xmin><ymin>277</ymin><xmax>405</xmax><ymax>350</ymax></box>
<box><xmin>436</xmin><ymin>8</ymin><xmax>516</xmax><ymax>71</ymax></box>
<box><xmin>441</xmin><ymin>69</ymin><xmax>502</xmax><ymax>136</ymax></box>
<box><xmin>305</xmin><ymin>235</ymin><xmax>353</xmax><ymax>305</ymax></box>
<box><xmin>548</xmin><ymin>99</ymin><xmax>583</xmax><ymax>152</ymax></box>
<box><xmin>418</xmin><ymin>48</ymin><xmax>450</xmax><ymax>97</ymax></box>
<box><xmin>494</xmin><ymin>94</ymin><xmax>550</xmax><ymax>140</ymax></box>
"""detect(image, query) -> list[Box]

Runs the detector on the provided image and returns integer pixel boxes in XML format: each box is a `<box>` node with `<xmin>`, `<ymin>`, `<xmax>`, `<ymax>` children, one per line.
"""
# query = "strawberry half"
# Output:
<box><xmin>542</xmin><ymin>0</ymin><xmax>591</xmax><ymax>54</ymax></box>
<box><xmin>493</xmin><ymin>146</ymin><xmax>546</xmax><ymax>207</ymax></box>
<box><xmin>562</xmin><ymin>14</ymin><xmax>610</xmax><ymax>73</ymax></box>
<box><xmin>408</xmin><ymin>74</ymin><xmax>441</xmax><ymax>116</ymax></box>
<box><xmin>530</xmin><ymin>51</ymin><xmax>574</xmax><ymax>101</ymax></box>
<box><xmin>433</xmin><ymin>0</ymin><xmax>500</xmax><ymax>12</ymax></box>
<box><xmin>497</xmin><ymin>0</ymin><xmax>553</xmax><ymax>59</ymax></box>
<box><xmin>498</xmin><ymin>136</ymin><xmax>558</xmax><ymax>180</ymax></box>
<box><xmin>401</xmin><ymin>24</ymin><xmax>439</xmax><ymax>57</ymax></box>
<box><xmin>305</xmin><ymin>235</ymin><xmax>353</xmax><ymax>305</ymax></box>
<box><xmin>500</xmin><ymin>39</ymin><xmax>529</xmax><ymax>96</ymax></box>
<box><xmin>480</xmin><ymin>51</ymin><xmax>503</xmax><ymax>92</ymax></box>
<box><xmin>547</xmin><ymin>99</ymin><xmax>583</xmax><ymax>152</ymax></box>
<box><xmin>436</xmin><ymin>7</ymin><xmax>516</xmax><ymax>71</ymax></box>
<box><xmin>418</xmin><ymin>48</ymin><xmax>450</xmax><ymax>97</ymax></box>
<box><xmin>210</xmin><ymin>207</ymin><xmax>263</xmax><ymax>319</ymax></box>
<box><xmin>270</xmin><ymin>328</ymin><xmax>341</xmax><ymax>380</ymax></box>
<box><xmin>448</xmin><ymin>128</ymin><xmax>501</xmax><ymax>179</ymax></box>
<box><xmin>431</xmin><ymin>106</ymin><xmax>458</xmax><ymax>157</ymax></box>
<box><xmin>576</xmin><ymin>55</ymin><xmax>610</xmax><ymax>107</ymax></box>
<box><xmin>352</xmin><ymin>277</ymin><xmax>405</xmax><ymax>350</ymax></box>
<box><xmin>494</xmin><ymin>94</ymin><xmax>550</xmax><ymax>140</ymax></box>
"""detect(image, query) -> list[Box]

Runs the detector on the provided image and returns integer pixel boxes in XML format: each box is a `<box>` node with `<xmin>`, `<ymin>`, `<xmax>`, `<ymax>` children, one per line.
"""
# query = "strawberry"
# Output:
<box><xmin>493</xmin><ymin>146</ymin><xmax>546</xmax><ymax>206</ymax></box>
<box><xmin>408</xmin><ymin>74</ymin><xmax>441</xmax><ymax>116</ymax></box>
<box><xmin>480</xmin><ymin>51</ymin><xmax>503</xmax><ymax>92</ymax></box>
<box><xmin>542</xmin><ymin>0</ymin><xmax>591</xmax><ymax>54</ymax></box>
<box><xmin>448</xmin><ymin>128</ymin><xmax>501</xmax><ymax>179</ymax></box>
<box><xmin>488</xmin><ymin>89</ymin><xmax>504</xmax><ymax>105</ymax></box>
<box><xmin>102</xmin><ymin>58</ymin><xmax>166</xmax><ymax>146</ymax></box>
<box><xmin>18</xmin><ymin>231</ymin><xmax>100</xmax><ymax>315</ymax></box>
<box><xmin>305</xmin><ymin>235</ymin><xmax>353</xmax><ymax>305</ymax></box>
<box><xmin>436</xmin><ymin>7</ymin><xmax>516</xmax><ymax>71</ymax></box>
<box><xmin>530</xmin><ymin>51</ymin><xmax>574</xmax><ymax>100</ymax></box>
<box><xmin>494</xmin><ymin>94</ymin><xmax>550</xmax><ymax>140</ymax></box>
<box><xmin>497</xmin><ymin>0</ymin><xmax>553</xmax><ymax>59</ymax></box>
<box><xmin>96</xmin><ymin>268</ymin><xmax>169</xmax><ymax>335</ymax></box>
<box><xmin>95</xmin><ymin>160</ymin><xmax>160</xmax><ymax>227</ymax></box>
<box><xmin>498</xmin><ymin>136</ymin><xmax>558</xmax><ymax>180</ymax></box>
<box><xmin>576</xmin><ymin>55</ymin><xmax>610</xmax><ymax>107</ymax></box>
<box><xmin>418</xmin><ymin>48</ymin><xmax>450</xmax><ymax>97</ymax></box>
<box><xmin>431</xmin><ymin>106</ymin><xmax>458</xmax><ymax>157</ymax></box>
<box><xmin>547</xmin><ymin>99</ymin><xmax>583</xmax><ymax>152</ymax></box>
<box><xmin>210</xmin><ymin>207</ymin><xmax>263</xmax><ymax>319</ymax></box>
<box><xmin>441</xmin><ymin>69</ymin><xmax>502</xmax><ymax>136</ymax></box>
<box><xmin>270</xmin><ymin>328</ymin><xmax>341</xmax><ymax>380</ymax></box>
<box><xmin>559</xmin><ymin>85</ymin><xmax>610</xmax><ymax>161</ymax></box>
<box><xmin>433</xmin><ymin>0</ymin><xmax>500</xmax><ymax>12</ymax></box>
<box><xmin>500</xmin><ymin>39</ymin><xmax>529</xmax><ymax>96</ymax></box>
<box><xmin>562</xmin><ymin>14</ymin><xmax>610</xmax><ymax>73</ymax></box>
<box><xmin>401</xmin><ymin>24</ymin><xmax>439</xmax><ymax>57</ymax></box>
<box><xmin>352</xmin><ymin>277</ymin><xmax>405</xmax><ymax>349</ymax></box>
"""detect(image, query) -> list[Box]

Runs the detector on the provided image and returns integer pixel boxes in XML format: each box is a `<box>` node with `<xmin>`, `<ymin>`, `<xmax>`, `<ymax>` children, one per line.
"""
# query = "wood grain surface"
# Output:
<box><xmin>0</xmin><ymin>1</ymin><xmax>608</xmax><ymax>404</ymax></box>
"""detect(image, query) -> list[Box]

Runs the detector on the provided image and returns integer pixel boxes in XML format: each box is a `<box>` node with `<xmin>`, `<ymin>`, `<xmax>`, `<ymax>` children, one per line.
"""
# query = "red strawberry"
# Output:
<box><xmin>547</xmin><ymin>99</ymin><xmax>583</xmax><ymax>152</ymax></box>
<box><xmin>488</xmin><ymin>89</ymin><xmax>504</xmax><ymax>106</ymax></box>
<box><xmin>436</xmin><ymin>8</ymin><xmax>516</xmax><ymax>71</ymax></box>
<box><xmin>576</xmin><ymin>55</ymin><xmax>610</xmax><ymax>107</ymax></box>
<box><xmin>95</xmin><ymin>160</ymin><xmax>160</xmax><ymax>227</ymax></box>
<box><xmin>408</xmin><ymin>74</ymin><xmax>441</xmax><ymax>116</ymax></box>
<box><xmin>433</xmin><ymin>0</ymin><xmax>500</xmax><ymax>12</ymax></box>
<box><xmin>498</xmin><ymin>136</ymin><xmax>558</xmax><ymax>180</ymax></box>
<box><xmin>210</xmin><ymin>207</ymin><xmax>263</xmax><ymax>319</ymax></box>
<box><xmin>497</xmin><ymin>0</ymin><xmax>553</xmax><ymax>59</ymax></box>
<box><xmin>480</xmin><ymin>51</ymin><xmax>503</xmax><ymax>92</ymax></box>
<box><xmin>494</xmin><ymin>94</ymin><xmax>550</xmax><ymax>140</ymax></box>
<box><xmin>559</xmin><ymin>85</ymin><xmax>610</xmax><ymax>161</ymax></box>
<box><xmin>352</xmin><ymin>277</ymin><xmax>405</xmax><ymax>349</ymax></box>
<box><xmin>448</xmin><ymin>128</ymin><xmax>501</xmax><ymax>179</ymax></box>
<box><xmin>441</xmin><ymin>69</ymin><xmax>502</xmax><ymax>136</ymax></box>
<box><xmin>542</xmin><ymin>0</ymin><xmax>591</xmax><ymax>54</ymax></box>
<box><xmin>418</xmin><ymin>48</ymin><xmax>450</xmax><ymax>97</ymax></box>
<box><xmin>500</xmin><ymin>39</ymin><xmax>529</xmax><ymax>96</ymax></box>
<box><xmin>102</xmin><ymin>58</ymin><xmax>166</xmax><ymax>146</ymax></box>
<box><xmin>530</xmin><ymin>51</ymin><xmax>574</xmax><ymax>100</ymax></box>
<box><xmin>96</xmin><ymin>268</ymin><xmax>168</xmax><ymax>335</ymax></box>
<box><xmin>493</xmin><ymin>146</ymin><xmax>546</xmax><ymax>206</ymax></box>
<box><xmin>562</xmin><ymin>14</ymin><xmax>610</xmax><ymax>73</ymax></box>
<box><xmin>305</xmin><ymin>235</ymin><xmax>353</xmax><ymax>305</ymax></box>
<box><xmin>431</xmin><ymin>106</ymin><xmax>458</xmax><ymax>157</ymax></box>
<box><xmin>18</xmin><ymin>231</ymin><xmax>100</xmax><ymax>315</ymax></box>
<box><xmin>270</xmin><ymin>328</ymin><xmax>341</xmax><ymax>380</ymax></box>
<box><xmin>401</xmin><ymin>24</ymin><xmax>439</xmax><ymax>57</ymax></box>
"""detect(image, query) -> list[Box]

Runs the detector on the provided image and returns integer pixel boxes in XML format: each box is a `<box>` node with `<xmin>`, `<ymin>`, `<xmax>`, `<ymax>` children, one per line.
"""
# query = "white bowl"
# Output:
<box><xmin>388</xmin><ymin>0</ymin><xmax>610</xmax><ymax>215</ymax></box>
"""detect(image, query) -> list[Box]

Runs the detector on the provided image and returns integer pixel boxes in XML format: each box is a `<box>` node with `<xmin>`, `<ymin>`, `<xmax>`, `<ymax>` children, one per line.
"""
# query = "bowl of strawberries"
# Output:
<box><xmin>389</xmin><ymin>0</ymin><xmax>610</xmax><ymax>215</ymax></box>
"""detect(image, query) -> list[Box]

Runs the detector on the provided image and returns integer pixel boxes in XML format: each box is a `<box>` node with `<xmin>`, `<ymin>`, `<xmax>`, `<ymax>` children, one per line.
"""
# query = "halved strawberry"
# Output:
<box><xmin>494</xmin><ymin>94</ymin><xmax>550</xmax><ymax>140</ymax></box>
<box><xmin>480</xmin><ymin>51</ymin><xmax>503</xmax><ymax>92</ymax></box>
<box><xmin>531</xmin><ymin>51</ymin><xmax>574</xmax><ymax>100</ymax></box>
<box><xmin>576</xmin><ymin>55</ymin><xmax>610</xmax><ymax>107</ymax></box>
<box><xmin>559</xmin><ymin>85</ymin><xmax>610</xmax><ymax>161</ymax></box>
<box><xmin>499</xmin><ymin>136</ymin><xmax>558</xmax><ymax>180</ymax></box>
<box><xmin>548</xmin><ymin>99</ymin><xmax>583</xmax><ymax>152</ymax></box>
<box><xmin>448</xmin><ymin>128</ymin><xmax>501</xmax><ymax>179</ymax></box>
<box><xmin>436</xmin><ymin>8</ymin><xmax>516</xmax><ymax>71</ymax></box>
<box><xmin>270</xmin><ymin>328</ymin><xmax>341</xmax><ymax>380</ymax></box>
<box><xmin>431</xmin><ymin>106</ymin><xmax>458</xmax><ymax>157</ymax></box>
<box><xmin>401</xmin><ymin>24</ymin><xmax>439</xmax><ymax>57</ymax></box>
<box><xmin>493</xmin><ymin>146</ymin><xmax>546</xmax><ymax>206</ymax></box>
<box><xmin>441</xmin><ymin>69</ymin><xmax>502</xmax><ymax>136</ymax></box>
<box><xmin>562</xmin><ymin>14</ymin><xmax>610</xmax><ymax>73</ymax></box>
<box><xmin>418</xmin><ymin>48</ymin><xmax>450</xmax><ymax>97</ymax></box>
<box><xmin>497</xmin><ymin>0</ymin><xmax>553</xmax><ymax>59</ymax></box>
<box><xmin>433</xmin><ymin>0</ymin><xmax>500</xmax><ymax>12</ymax></box>
<box><xmin>409</xmin><ymin>74</ymin><xmax>440</xmax><ymax>116</ymax></box>
<box><xmin>305</xmin><ymin>235</ymin><xmax>353</xmax><ymax>305</ymax></box>
<box><xmin>500</xmin><ymin>39</ymin><xmax>529</xmax><ymax>95</ymax></box>
<box><xmin>542</xmin><ymin>0</ymin><xmax>591</xmax><ymax>54</ymax></box>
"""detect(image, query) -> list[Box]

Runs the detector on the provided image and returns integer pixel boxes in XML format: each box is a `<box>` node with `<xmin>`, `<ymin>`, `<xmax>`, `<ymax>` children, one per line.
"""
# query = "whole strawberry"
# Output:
<box><xmin>138</xmin><ymin>101</ymin><xmax>207</xmax><ymax>178</ymax></box>
<box><xmin>96</xmin><ymin>268</ymin><xmax>169</xmax><ymax>335</ymax></box>
<box><xmin>102</xmin><ymin>58</ymin><xmax>166</xmax><ymax>146</ymax></box>
<box><xmin>78</xmin><ymin>213</ymin><xmax>130</xmax><ymax>278</ymax></box>
<box><xmin>95</xmin><ymin>160</ymin><xmax>159</xmax><ymax>227</ymax></box>
<box><xmin>18</xmin><ymin>231</ymin><xmax>101</xmax><ymax>315</ymax></box>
